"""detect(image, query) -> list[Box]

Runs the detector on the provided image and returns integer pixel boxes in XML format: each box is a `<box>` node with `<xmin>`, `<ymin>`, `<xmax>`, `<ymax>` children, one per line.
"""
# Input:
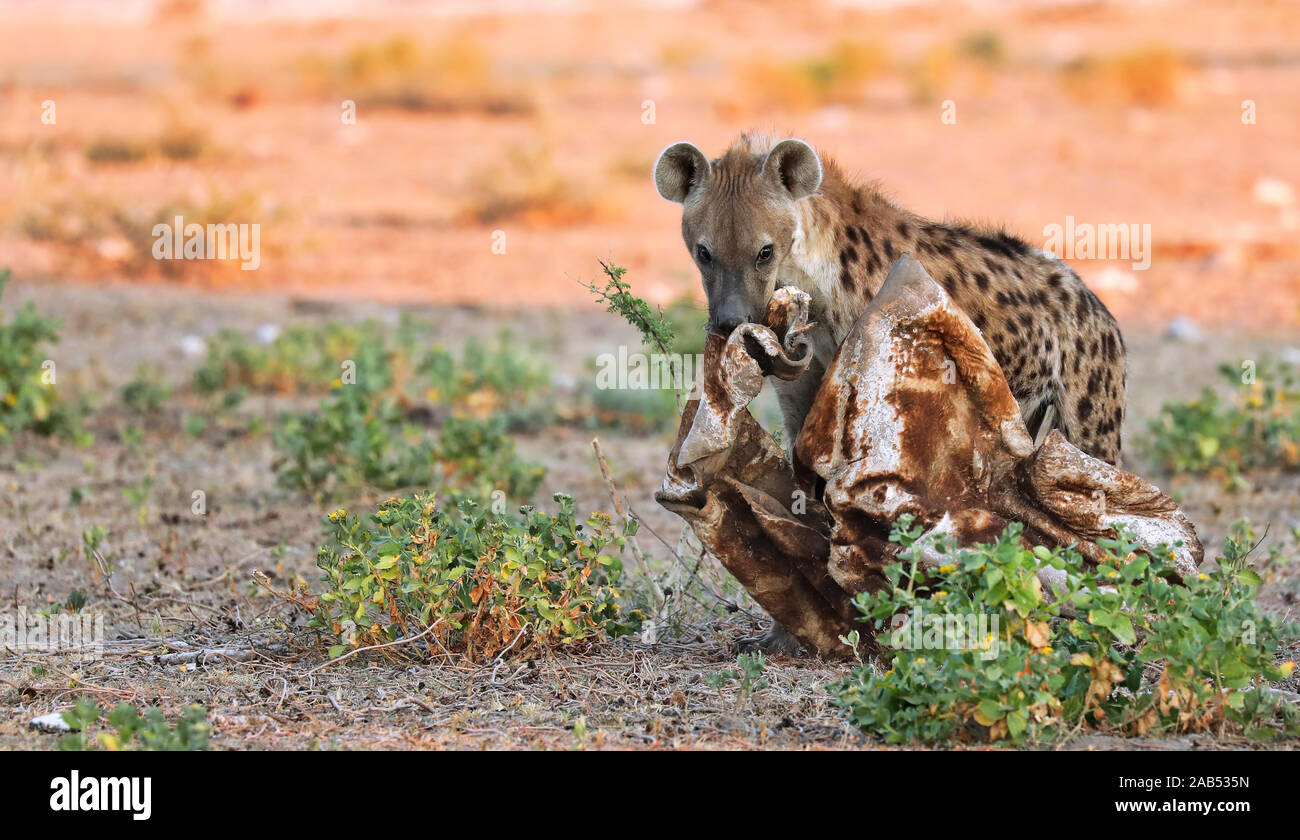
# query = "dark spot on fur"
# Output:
<box><xmin>977</xmin><ymin>232</ymin><xmax>1031</xmax><ymax>260</ymax></box>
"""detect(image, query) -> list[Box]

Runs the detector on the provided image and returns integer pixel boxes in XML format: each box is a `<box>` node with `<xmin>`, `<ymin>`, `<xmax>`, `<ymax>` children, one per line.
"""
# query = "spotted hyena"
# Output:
<box><xmin>654</xmin><ymin>134</ymin><xmax>1127</xmax><ymax>467</ymax></box>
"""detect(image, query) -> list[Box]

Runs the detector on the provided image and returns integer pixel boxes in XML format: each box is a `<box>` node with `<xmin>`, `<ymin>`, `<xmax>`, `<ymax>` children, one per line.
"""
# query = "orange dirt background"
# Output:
<box><xmin>1</xmin><ymin>0</ymin><xmax>1297</xmax><ymax>331</ymax></box>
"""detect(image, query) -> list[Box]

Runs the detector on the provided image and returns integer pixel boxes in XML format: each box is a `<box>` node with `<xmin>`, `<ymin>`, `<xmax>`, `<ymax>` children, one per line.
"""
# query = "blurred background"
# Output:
<box><xmin>2</xmin><ymin>0</ymin><xmax>1297</xmax><ymax>323</ymax></box>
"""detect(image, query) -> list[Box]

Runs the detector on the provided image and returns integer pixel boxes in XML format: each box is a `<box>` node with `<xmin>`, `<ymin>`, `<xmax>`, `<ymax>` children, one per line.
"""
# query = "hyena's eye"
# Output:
<box><xmin>756</xmin><ymin>244</ymin><xmax>774</xmax><ymax>265</ymax></box>
<box><xmin>696</xmin><ymin>244</ymin><xmax>712</xmax><ymax>265</ymax></box>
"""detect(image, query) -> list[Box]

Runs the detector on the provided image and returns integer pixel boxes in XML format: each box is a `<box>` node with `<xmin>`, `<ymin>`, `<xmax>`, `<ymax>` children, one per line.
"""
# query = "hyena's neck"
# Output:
<box><xmin>781</xmin><ymin>166</ymin><xmax>915</xmax><ymax>342</ymax></box>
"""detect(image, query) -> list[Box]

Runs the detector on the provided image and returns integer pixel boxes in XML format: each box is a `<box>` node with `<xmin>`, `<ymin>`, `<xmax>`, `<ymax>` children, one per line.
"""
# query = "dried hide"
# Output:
<box><xmin>657</xmin><ymin>255</ymin><xmax>1202</xmax><ymax>658</ymax></box>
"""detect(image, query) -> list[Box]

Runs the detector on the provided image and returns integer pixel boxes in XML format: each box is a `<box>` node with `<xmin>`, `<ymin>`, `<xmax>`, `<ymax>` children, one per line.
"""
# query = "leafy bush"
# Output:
<box><xmin>433</xmin><ymin>414</ymin><xmax>546</xmax><ymax>501</ymax></box>
<box><xmin>196</xmin><ymin>319</ymin><xmax>552</xmax><ymax>430</ymax></box>
<box><xmin>58</xmin><ymin>699</ymin><xmax>210</xmax><ymax>751</ymax></box>
<box><xmin>120</xmin><ymin>364</ymin><xmax>171</xmax><ymax>415</ymax></box>
<box><xmin>828</xmin><ymin>517</ymin><xmax>1299</xmax><ymax>745</ymax></box>
<box><xmin>300</xmin><ymin>493</ymin><xmax>642</xmax><ymax>662</ymax></box>
<box><xmin>584</xmin><ymin>385</ymin><xmax>681</xmax><ymax>434</ymax></box>
<box><xmin>419</xmin><ymin>331</ymin><xmax>552</xmax><ymax>429</ymax></box>
<box><xmin>273</xmin><ymin>381</ymin><xmax>543</xmax><ymax>502</ymax></box>
<box><xmin>0</xmin><ymin>269</ymin><xmax>87</xmax><ymax>443</ymax></box>
<box><xmin>1146</xmin><ymin>360</ymin><xmax>1300</xmax><ymax>477</ymax></box>
<box><xmin>195</xmin><ymin>319</ymin><xmax>410</xmax><ymax>397</ymax></box>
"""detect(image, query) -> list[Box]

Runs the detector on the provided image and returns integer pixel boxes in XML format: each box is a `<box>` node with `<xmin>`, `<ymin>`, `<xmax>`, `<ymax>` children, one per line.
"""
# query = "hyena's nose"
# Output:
<box><xmin>711</xmin><ymin>302</ymin><xmax>747</xmax><ymax>336</ymax></box>
<box><xmin>712</xmin><ymin>316</ymin><xmax>743</xmax><ymax>336</ymax></box>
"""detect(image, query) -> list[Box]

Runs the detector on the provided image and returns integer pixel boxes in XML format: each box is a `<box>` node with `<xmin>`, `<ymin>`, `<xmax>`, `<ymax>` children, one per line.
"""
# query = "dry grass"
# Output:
<box><xmin>457</xmin><ymin>144</ymin><xmax>612</xmax><ymax>227</ymax></box>
<box><xmin>85</xmin><ymin>122</ymin><xmax>212</xmax><ymax>165</ymax></box>
<box><xmin>730</xmin><ymin>40</ymin><xmax>891</xmax><ymax>113</ymax></box>
<box><xmin>1062</xmin><ymin>45</ymin><xmax>1188</xmax><ymax>107</ymax></box>
<box><xmin>17</xmin><ymin>190</ymin><xmax>276</xmax><ymax>279</ymax></box>
<box><xmin>0</xmin><ymin>620</ymin><xmax>864</xmax><ymax>750</ymax></box>
<box><xmin>295</xmin><ymin>35</ymin><xmax>534</xmax><ymax>116</ymax></box>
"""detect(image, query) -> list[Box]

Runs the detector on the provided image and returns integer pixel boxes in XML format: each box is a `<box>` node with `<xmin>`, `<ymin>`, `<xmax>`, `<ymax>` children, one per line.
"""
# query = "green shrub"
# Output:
<box><xmin>196</xmin><ymin>320</ymin><xmax>552</xmax><ymax>431</ymax></box>
<box><xmin>58</xmin><ymin>699</ymin><xmax>210</xmax><ymax>751</ymax></box>
<box><xmin>1145</xmin><ymin>359</ymin><xmax>1300</xmax><ymax>477</ymax></box>
<box><xmin>195</xmin><ymin>319</ymin><xmax>407</xmax><ymax>397</ymax></box>
<box><xmin>304</xmin><ymin>493</ymin><xmax>642</xmax><ymax>662</ymax></box>
<box><xmin>584</xmin><ymin>384</ymin><xmax>681</xmax><ymax>434</ymax></box>
<box><xmin>434</xmin><ymin>414</ymin><xmax>546</xmax><ymax>502</ymax></box>
<box><xmin>828</xmin><ymin>517</ymin><xmax>1299</xmax><ymax>745</ymax></box>
<box><xmin>418</xmin><ymin>331</ymin><xmax>552</xmax><ymax>429</ymax></box>
<box><xmin>273</xmin><ymin>381</ymin><xmax>543</xmax><ymax>502</ymax></box>
<box><xmin>0</xmin><ymin>269</ymin><xmax>87</xmax><ymax>443</ymax></box>
<box><xmin>120</xmin><ymin>364</ymin><xmax>171</xmax><ymax>414</ymax></box>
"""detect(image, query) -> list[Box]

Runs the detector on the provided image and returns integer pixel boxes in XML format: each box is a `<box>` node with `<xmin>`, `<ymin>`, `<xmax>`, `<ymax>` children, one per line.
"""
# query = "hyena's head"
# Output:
<box><xmin>654</xmin><ymin>136</ymin><xmax>822</xmax><ymax>335</ymax></box>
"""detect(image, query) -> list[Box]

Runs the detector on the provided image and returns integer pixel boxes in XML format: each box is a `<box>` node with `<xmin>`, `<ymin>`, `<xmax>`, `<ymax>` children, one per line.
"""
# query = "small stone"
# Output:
<box><xmin>180</xmin><ymin>334</ymin><xmax>206</xmax><ymax>357</ymax></box>
<box><xmin>1164</xmin><ymin>317</ymin><xmax>1203</xmax><ymax>342</ymax></box>
<box><xmin>1253</xmin><ymin>177</ymin><xmax>1295</xmax><ymax>208</ymax></box>
<box><xmin>30</xmin><ymin>712</ymin><xmax>71</xmax><ymax>733</ymax></box>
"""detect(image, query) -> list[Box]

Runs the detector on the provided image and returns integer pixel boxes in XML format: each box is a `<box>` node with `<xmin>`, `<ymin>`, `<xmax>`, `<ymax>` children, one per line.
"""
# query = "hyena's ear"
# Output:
<box><xmin>654</xmin><ymin>142</ymin><xmax>710</xmax><ymax>203</ymax></box>
<box><xmin>763</xmin><ymin>138</ymin><xmax>822</xmax><ymax>200</ymax></box>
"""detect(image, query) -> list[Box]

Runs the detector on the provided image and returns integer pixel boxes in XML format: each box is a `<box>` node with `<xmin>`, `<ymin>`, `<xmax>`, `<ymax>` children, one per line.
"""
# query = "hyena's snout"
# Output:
<box><xmin>709</xmin><ymin>298</ymin><xmax>751</xmax><ymax>336</ymax></box>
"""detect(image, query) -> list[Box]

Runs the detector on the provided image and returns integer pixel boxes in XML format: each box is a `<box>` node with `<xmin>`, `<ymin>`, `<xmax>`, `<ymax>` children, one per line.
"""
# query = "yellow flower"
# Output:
<box><xmin>1280</xmin><ymin>661</ymin><xmax>1296</xmax><ymax>677</ymax></box>
<box><xmin>1196</xmin><ymin>573</ymin><xmax>1210</xmax><ymax>581</ymax></box>
<box><xmin>935</xmin><ymin>590</ymin><xmax>948</xmax><ymax>598</ymax></box>
<box><xmin>939</xmin><ymin>563</ymin><xmax>955</xmax><ymax>573</ymax></box>
<box><xmin>1039</xmin><ymin>645</ymin><xmax>1053</xmax><ymax>654</ymax></box>
<box><xmin>328</xmin><ymin>508</ymin><xmax>347</xmax><ymax>521</ymax></box>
